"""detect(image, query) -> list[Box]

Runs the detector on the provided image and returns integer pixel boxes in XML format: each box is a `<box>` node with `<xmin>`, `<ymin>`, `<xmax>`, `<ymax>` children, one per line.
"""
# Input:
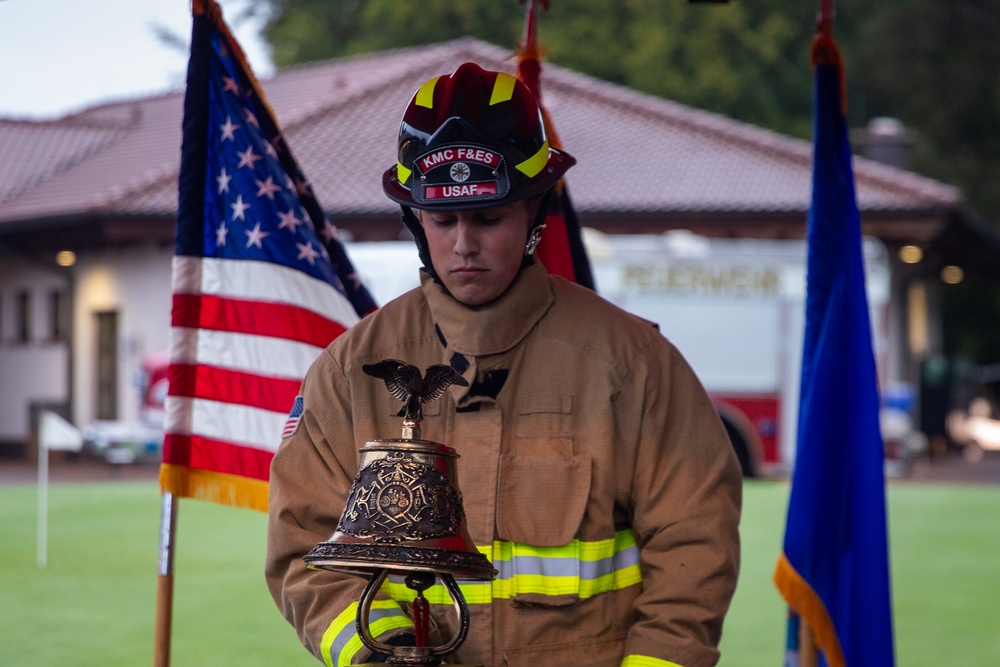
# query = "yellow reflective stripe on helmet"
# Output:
<box><xmin>321</xmin><ymin>600</ymin><xmax>413</xmax><ymax>667</ymax></box>
<box><xmin>415</xmin><ymin>76</ymin><xmax>440</xmax><ymax>108</ymax></box>
<box><xmin>382</xmin><ymin>529</ymin><xmax>641</xmax><ymax>606</ymax></box>
<box><xmin>515</xmin><ymin>139</ymin><xmax>550</xmax><ymax>178</ymax></box>
<box><xmin>396</xmin><ymin>161</ymin><xmax>412</xmax><ymax>186</ymax></box>
<box><xmin>489</xmin><ymin>72</ymin><xmax>517</xmax><ymax>105</ymax></box>
<box><xmin>621</xmin><ymin>656</ymin><xmax>685</xmax><ymax>667</ymax></box>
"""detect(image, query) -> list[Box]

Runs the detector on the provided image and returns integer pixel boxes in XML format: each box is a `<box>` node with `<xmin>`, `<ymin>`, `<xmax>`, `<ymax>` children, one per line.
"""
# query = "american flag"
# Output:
<box><xmin>159</xmin><ymin>0</ymin><xmax>375</xmax><ymax>512</ymax></box>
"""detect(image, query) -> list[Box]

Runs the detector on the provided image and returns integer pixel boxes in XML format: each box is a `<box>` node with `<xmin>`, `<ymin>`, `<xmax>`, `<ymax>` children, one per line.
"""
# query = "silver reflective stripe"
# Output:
<box><xmin>584</xmin><ymin>541</ymin><xmax>640</xmax><ymax>580</ymax></box>
<box><xmin>384</xmin><ymin>531</ymin><xmax>642</xmax><ymax>604</ymax></box>
<box><xmin>497</xmin><ymin>553</ymin><xmax>577</xmax><ymax>578</ymax></box>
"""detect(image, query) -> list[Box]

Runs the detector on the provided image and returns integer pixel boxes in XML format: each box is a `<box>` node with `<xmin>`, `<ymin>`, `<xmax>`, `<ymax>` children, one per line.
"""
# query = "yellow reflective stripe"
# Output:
<box><xmin>396</xmin><ymin>161</ymin><xmax>412</xmax><ymax>186</ymax></box>
<box><xmin>622</xmin><ymin>656</ymin><xmax>684</xmax><ymax>667</ymax></box>
<box><xmin>581</xmin><ymin>563</ymin><xmax>643</xmax><ymax>597</ymax></box>
<box><xmin>588</xmin><ymin>528</ymin><xmax>637</xmax><ymax>559</ymax></box>
<box><xmin>603</xmin><ymin>529</ymin><xmax>642</xmax><ymax>593</ymax></box>
<box><xmin>502</xmin><ymin>540</ymin><xmax>576</xmax><ymax>559</ymax></box>
<box><xmin>489</xmin><ymin>539</ymin><xmax>509</xmax><ymax>563</ymax></box>
<box><xmin>321</xmin><ymin>602</ymin><xmax>357</xmax><ymax>667</ymax></box>
<box><xmin>496</xmin><ymin>528</ymin><xmax>635</xmax><ymax>563</ymax></box>
<box><xmin>384</xmin><ymin>579</ymin><xmax>494</xmax><ymax>605</ymax></box>
<box><xmin>505</xmin><ymin>530</ymin><xmax>635</xmax><ymax>560</ymax></box>
<box><xmin>415</xmin><ymin>76</ymin><xmax>440</xmax><ymax>108</ymax></box>
<box><xmin>489</xmin><ymin>72</ymin><xmax>517</xmax><ymax>105</ymax></box>
<box><xmin>511</xmin><ymin>573</ymin><xmax>581</xmax><ymax>596</ymax></box>
<box><xmin>338</xmin><ymin>611</ymin><xmax>413</xmax><ymax>667</ymax></box>
<box><xmin>615</xmin><ymin>561</ymin><xmax>644</xmax><ymax>589</ymax></box>
<box><xmin>320</xmin><ymin>600</ymin><xmax>412</xmax><ymax>667</ymax></box>
<box><xmin>383</xmin><ymin>530</ymin><xmax>641</xmax><ymax>606</ymax></box>
<box><xmin>515</xmin><ymin>139</ymin><xmax>550</xmax><ymax>178</ymax></box>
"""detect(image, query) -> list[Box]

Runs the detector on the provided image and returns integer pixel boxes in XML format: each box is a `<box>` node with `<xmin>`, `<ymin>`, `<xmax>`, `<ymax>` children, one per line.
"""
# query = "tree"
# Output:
<box><xmin>546</xmin><ymin>0</ymin><xmax>817</xmax><ymax>137</ymax></box>
<box><xmin>252</xmin><ymin>0</ymin><xmax>1000</xmax><ymax>365</ymax></box>
<box><xmin>839</xmin><ymin>0</ymin><xmax>1000</xmax><ymax>222</ymax></box>
<box><xmin>254</xmin><ymin>0</ymin><xmax>816</xmax><ymax>136</ymax></box>
<box><xmin>257</xmin><ymin>0</ymin><xmax>522</xmax><ymax>63</ymax></box>
<box><xmin>254</xmin><ymin>0</ymin><xmax>1000</xmax><ymax>223</ymax></box>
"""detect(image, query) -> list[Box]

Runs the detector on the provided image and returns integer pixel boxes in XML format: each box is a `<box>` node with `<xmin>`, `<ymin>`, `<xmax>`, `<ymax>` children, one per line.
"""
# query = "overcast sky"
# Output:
<box><xmin>0</xmin><ymin>0</ymin><xmax>273</xmax><ymax>119</ymax></box>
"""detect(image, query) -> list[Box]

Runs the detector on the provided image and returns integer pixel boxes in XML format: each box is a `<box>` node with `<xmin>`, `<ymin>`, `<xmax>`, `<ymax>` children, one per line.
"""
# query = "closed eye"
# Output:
<box><xmin>427</xmin><ymin>216</ymin><xmax>456</xmax><ymax>228</ymax></box>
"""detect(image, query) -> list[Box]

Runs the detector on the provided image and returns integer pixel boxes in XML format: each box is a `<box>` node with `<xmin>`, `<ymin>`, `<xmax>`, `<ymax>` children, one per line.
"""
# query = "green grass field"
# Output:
<box><xmin>1</xmin><ymin>479</ymin><xmax>998</xmax><ymax>666</ymax></box>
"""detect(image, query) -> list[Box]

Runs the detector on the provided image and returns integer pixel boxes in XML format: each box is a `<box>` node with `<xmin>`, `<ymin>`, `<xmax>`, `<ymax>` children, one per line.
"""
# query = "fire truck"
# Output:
<box><xmin>584</xmin><ymin>230</ymin><xmax>896</xmax><ymax>477</ymax></box>
<box><xmin>347</xmin><ymin>229</ymin><xmax>902</xmax><ymax>477</ymax></box>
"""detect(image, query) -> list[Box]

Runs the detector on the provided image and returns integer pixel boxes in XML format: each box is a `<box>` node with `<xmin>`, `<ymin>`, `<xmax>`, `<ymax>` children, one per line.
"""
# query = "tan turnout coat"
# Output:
<box><xmin>266</xmin><ymin>264</ymin><xmax>742</xmax><ymax>667</ymax></box>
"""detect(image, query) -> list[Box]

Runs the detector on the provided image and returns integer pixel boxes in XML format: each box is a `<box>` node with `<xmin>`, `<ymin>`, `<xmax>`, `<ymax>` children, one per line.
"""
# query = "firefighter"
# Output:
<box><xmin>266</xmin><ymin>62</ymin><xmax>742</xmax><ymax>667</ymax></box>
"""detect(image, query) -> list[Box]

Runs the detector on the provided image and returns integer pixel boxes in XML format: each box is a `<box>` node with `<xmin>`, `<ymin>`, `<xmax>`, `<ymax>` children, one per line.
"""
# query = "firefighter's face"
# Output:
<box><xmin>418</xmin><ymin>200</ymin><xmax>537</xmax><ymax>306</ymax></box>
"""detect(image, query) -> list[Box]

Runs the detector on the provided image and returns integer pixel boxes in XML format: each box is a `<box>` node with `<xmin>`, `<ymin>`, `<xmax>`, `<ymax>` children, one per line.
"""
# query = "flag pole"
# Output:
<box><xmin>776</xmin><ymin>0</ymin><xmax>894</xmax><ymax>660</ymax></box>
<box><xmin>799</xmin><ymin>619</ymin><xmax>819</xmax><ymax>667</ymax></box>
<box><xmin>514</xmin><ymin>0</ymin><xmax>595</xmax><ymax>288</ymax></box>
<box><xmin>37</xmin><ymin>433</ymin><xmax>49</xmax><ymax>569</ymax></box>
<box><xmin>792</xmin><ymin>3</ymin><xmax>836</xmax><ymax>666</ymax></box>
<box><xmin>154</xmin><ymin>491</ymin><xmax>178</xmax><ymax>667</ymax></box>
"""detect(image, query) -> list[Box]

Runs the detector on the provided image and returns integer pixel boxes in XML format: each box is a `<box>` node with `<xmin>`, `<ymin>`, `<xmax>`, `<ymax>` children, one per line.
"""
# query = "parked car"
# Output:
<box><xmin>81</xmin><ymin>419</ymin><xmax>163</xmax><ymax>464</ymax></box>
<box><xmin>81</xmin><ymin>350</ymin><xmax>167</xmax><ymax>465</ymax></box>
<box><xmin>947</xmin><ymin>397</ymin><xmax>1000</xmax><ymax>463</ymax></box>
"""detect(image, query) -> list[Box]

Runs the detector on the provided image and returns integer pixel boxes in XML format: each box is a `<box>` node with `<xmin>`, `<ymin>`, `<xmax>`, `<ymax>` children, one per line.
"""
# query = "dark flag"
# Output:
<box><xmin>160</xmin><ymin>0</ymin><xmax>375</xmax><ymax>511</ymax></box>
<box><xmin>515</xmin><ymin>0</ymin><xmax>594</xmax><ymax>288</ymax></box>
<box><xmin>773</xmin><ymin>26</ymin><xmax>896</xmax><ymax>667</ymax></box>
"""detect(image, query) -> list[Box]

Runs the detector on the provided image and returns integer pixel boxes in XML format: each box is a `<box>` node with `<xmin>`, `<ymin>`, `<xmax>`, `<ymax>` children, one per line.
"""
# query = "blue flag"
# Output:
<box><xmin>773</xmin><ymin>37</ymin><xmax>896</xmax><ymax>667</ymax></box>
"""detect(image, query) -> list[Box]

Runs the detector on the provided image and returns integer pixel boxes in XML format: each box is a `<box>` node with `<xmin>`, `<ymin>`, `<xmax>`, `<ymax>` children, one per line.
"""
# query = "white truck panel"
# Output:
<box><xmin>344</xmin><ymin>231</ymin><xmax>893</xmax><ymax>474</ymax></box>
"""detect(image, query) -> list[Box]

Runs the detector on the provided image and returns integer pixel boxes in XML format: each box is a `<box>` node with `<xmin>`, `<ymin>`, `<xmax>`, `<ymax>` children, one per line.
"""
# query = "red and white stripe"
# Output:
<box><xmin>164</xmin><ymin>255</ymin><xmax>359</xmax><ymax>481</ymax></box>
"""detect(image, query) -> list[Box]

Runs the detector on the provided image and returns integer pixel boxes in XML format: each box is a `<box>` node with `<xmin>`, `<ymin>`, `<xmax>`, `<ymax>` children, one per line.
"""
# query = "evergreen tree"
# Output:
<box><xmin>252</xmin><ymin>0</ymin><xmax>1000</xmax><ymax>363</ymax></box>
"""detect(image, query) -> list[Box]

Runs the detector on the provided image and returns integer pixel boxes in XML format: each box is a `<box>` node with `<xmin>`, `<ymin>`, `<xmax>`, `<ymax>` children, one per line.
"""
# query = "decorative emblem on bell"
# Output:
<box><xmin>304</xmin><ymin>359</ymin><xmax>496</xmax><ymax>666</ymax></box>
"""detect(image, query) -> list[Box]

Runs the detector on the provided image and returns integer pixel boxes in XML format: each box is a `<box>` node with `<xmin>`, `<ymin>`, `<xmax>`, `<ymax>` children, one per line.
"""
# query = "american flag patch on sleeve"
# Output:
<box><xmin>282</xmin><ymin>396</ymin><xmax>305</xmax><ymax>438</ymax></box>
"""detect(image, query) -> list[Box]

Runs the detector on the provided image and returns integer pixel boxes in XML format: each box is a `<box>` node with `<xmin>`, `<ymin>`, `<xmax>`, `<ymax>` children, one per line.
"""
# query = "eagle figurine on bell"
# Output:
<box><xmin>304</xmin><ymin>359</ymin><xmax>496</xmax><ymax>666</ymax></box>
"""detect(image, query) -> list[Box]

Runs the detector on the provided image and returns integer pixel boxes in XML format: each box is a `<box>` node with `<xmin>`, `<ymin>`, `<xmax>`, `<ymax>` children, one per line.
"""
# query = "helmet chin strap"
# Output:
<box><xmin>400</xmin><ymin>206</ymin><xmax>440</xmax><ymax>283</ymax></box>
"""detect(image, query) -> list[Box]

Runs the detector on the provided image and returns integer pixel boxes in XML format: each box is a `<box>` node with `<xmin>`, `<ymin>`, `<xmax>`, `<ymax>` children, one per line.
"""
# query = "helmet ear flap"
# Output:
<box><xmin>400</xmin><ymin>206</ymin><xmax>440</xmax><ymax>283</ymax></box>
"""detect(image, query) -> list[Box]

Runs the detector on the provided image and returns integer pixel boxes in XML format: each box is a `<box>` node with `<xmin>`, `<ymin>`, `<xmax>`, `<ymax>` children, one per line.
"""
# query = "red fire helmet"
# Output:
<box><xmin>382</xmin><ymin>62</ymin><xmax>575</xmax><ymax>211</ymax></box>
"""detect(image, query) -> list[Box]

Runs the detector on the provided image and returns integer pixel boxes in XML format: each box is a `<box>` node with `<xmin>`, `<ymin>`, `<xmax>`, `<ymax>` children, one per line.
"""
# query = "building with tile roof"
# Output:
<box><xmin>0</xmin><ymin>37</ymin><xmax>994</xmax><ymax>455</ymax></box>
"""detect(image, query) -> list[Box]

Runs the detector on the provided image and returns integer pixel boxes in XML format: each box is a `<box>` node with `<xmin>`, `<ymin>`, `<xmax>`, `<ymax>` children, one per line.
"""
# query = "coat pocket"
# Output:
<box><xmin>496</xmin><ymin>448</ymin><xmax>591</xmax><ymax>548</ymax></box>
<box><xmin>504</xmin><ymin>631</ymin><xmax>627</xmax><ymax>667</ymax></box>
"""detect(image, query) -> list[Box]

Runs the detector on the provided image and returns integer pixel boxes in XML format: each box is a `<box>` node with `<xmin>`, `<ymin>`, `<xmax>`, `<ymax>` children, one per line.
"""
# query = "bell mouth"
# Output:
<box><xmin>304</xmin><ymin>541</ymin><xmax>496</xmax><ymax>582</ymax></box>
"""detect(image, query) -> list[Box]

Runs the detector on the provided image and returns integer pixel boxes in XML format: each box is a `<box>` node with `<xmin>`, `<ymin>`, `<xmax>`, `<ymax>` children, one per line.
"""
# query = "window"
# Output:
<box><xmin>48</xmin><ymin>290</ymin><xmax>68</xmax><ymax>341</ymax></box>
<box><xmin>95</xmin><ymin>310</ymin><xmax>119</xmax><ymax>420</ymax></box>
<box><xmin>17</xmin><ymin>290</ymin><xmax>31</xmax><ymax>343</ymax></box>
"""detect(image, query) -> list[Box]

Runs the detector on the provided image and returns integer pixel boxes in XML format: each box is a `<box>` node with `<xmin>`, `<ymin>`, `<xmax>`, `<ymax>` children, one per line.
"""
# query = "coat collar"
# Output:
<box><xmin>421</xmin><ymin>264</ymin><xmax>554</xmax><ymax>357</ymax></box>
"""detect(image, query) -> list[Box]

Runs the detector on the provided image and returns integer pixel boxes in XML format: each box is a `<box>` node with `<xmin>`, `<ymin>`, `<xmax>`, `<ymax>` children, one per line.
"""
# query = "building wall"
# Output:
<box><xmin>0</xmin><ymin>258</ymin><xmax>70</xmax><ymax>443</ymax></box>
<box><xmin>72</xmin><ymin>243</ymin><xmax>173</xmax><ymax>428</ymax></box>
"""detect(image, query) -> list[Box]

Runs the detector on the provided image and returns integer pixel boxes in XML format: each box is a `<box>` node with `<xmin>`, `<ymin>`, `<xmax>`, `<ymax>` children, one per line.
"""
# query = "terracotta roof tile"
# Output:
<box><xmin>0</xmin><ymin>37</ymin><xmax>961</xmax><ymax>226</ymax></box>
<box><xmin>0</xmin><ymin>115</ymin><xmax>133</xmax><ymax>206</ymax></box>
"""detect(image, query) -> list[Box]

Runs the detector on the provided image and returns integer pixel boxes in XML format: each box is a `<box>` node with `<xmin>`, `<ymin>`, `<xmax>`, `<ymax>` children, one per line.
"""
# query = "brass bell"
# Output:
<box><xmin>304</xmin><ymin>435</ymin><xmax>495</xmax><ymax>581</ymax></box>
<box><xmin>304</xmin><ymin>360</ymin><xmax>496</xmax><ymax>666</ymax></box>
